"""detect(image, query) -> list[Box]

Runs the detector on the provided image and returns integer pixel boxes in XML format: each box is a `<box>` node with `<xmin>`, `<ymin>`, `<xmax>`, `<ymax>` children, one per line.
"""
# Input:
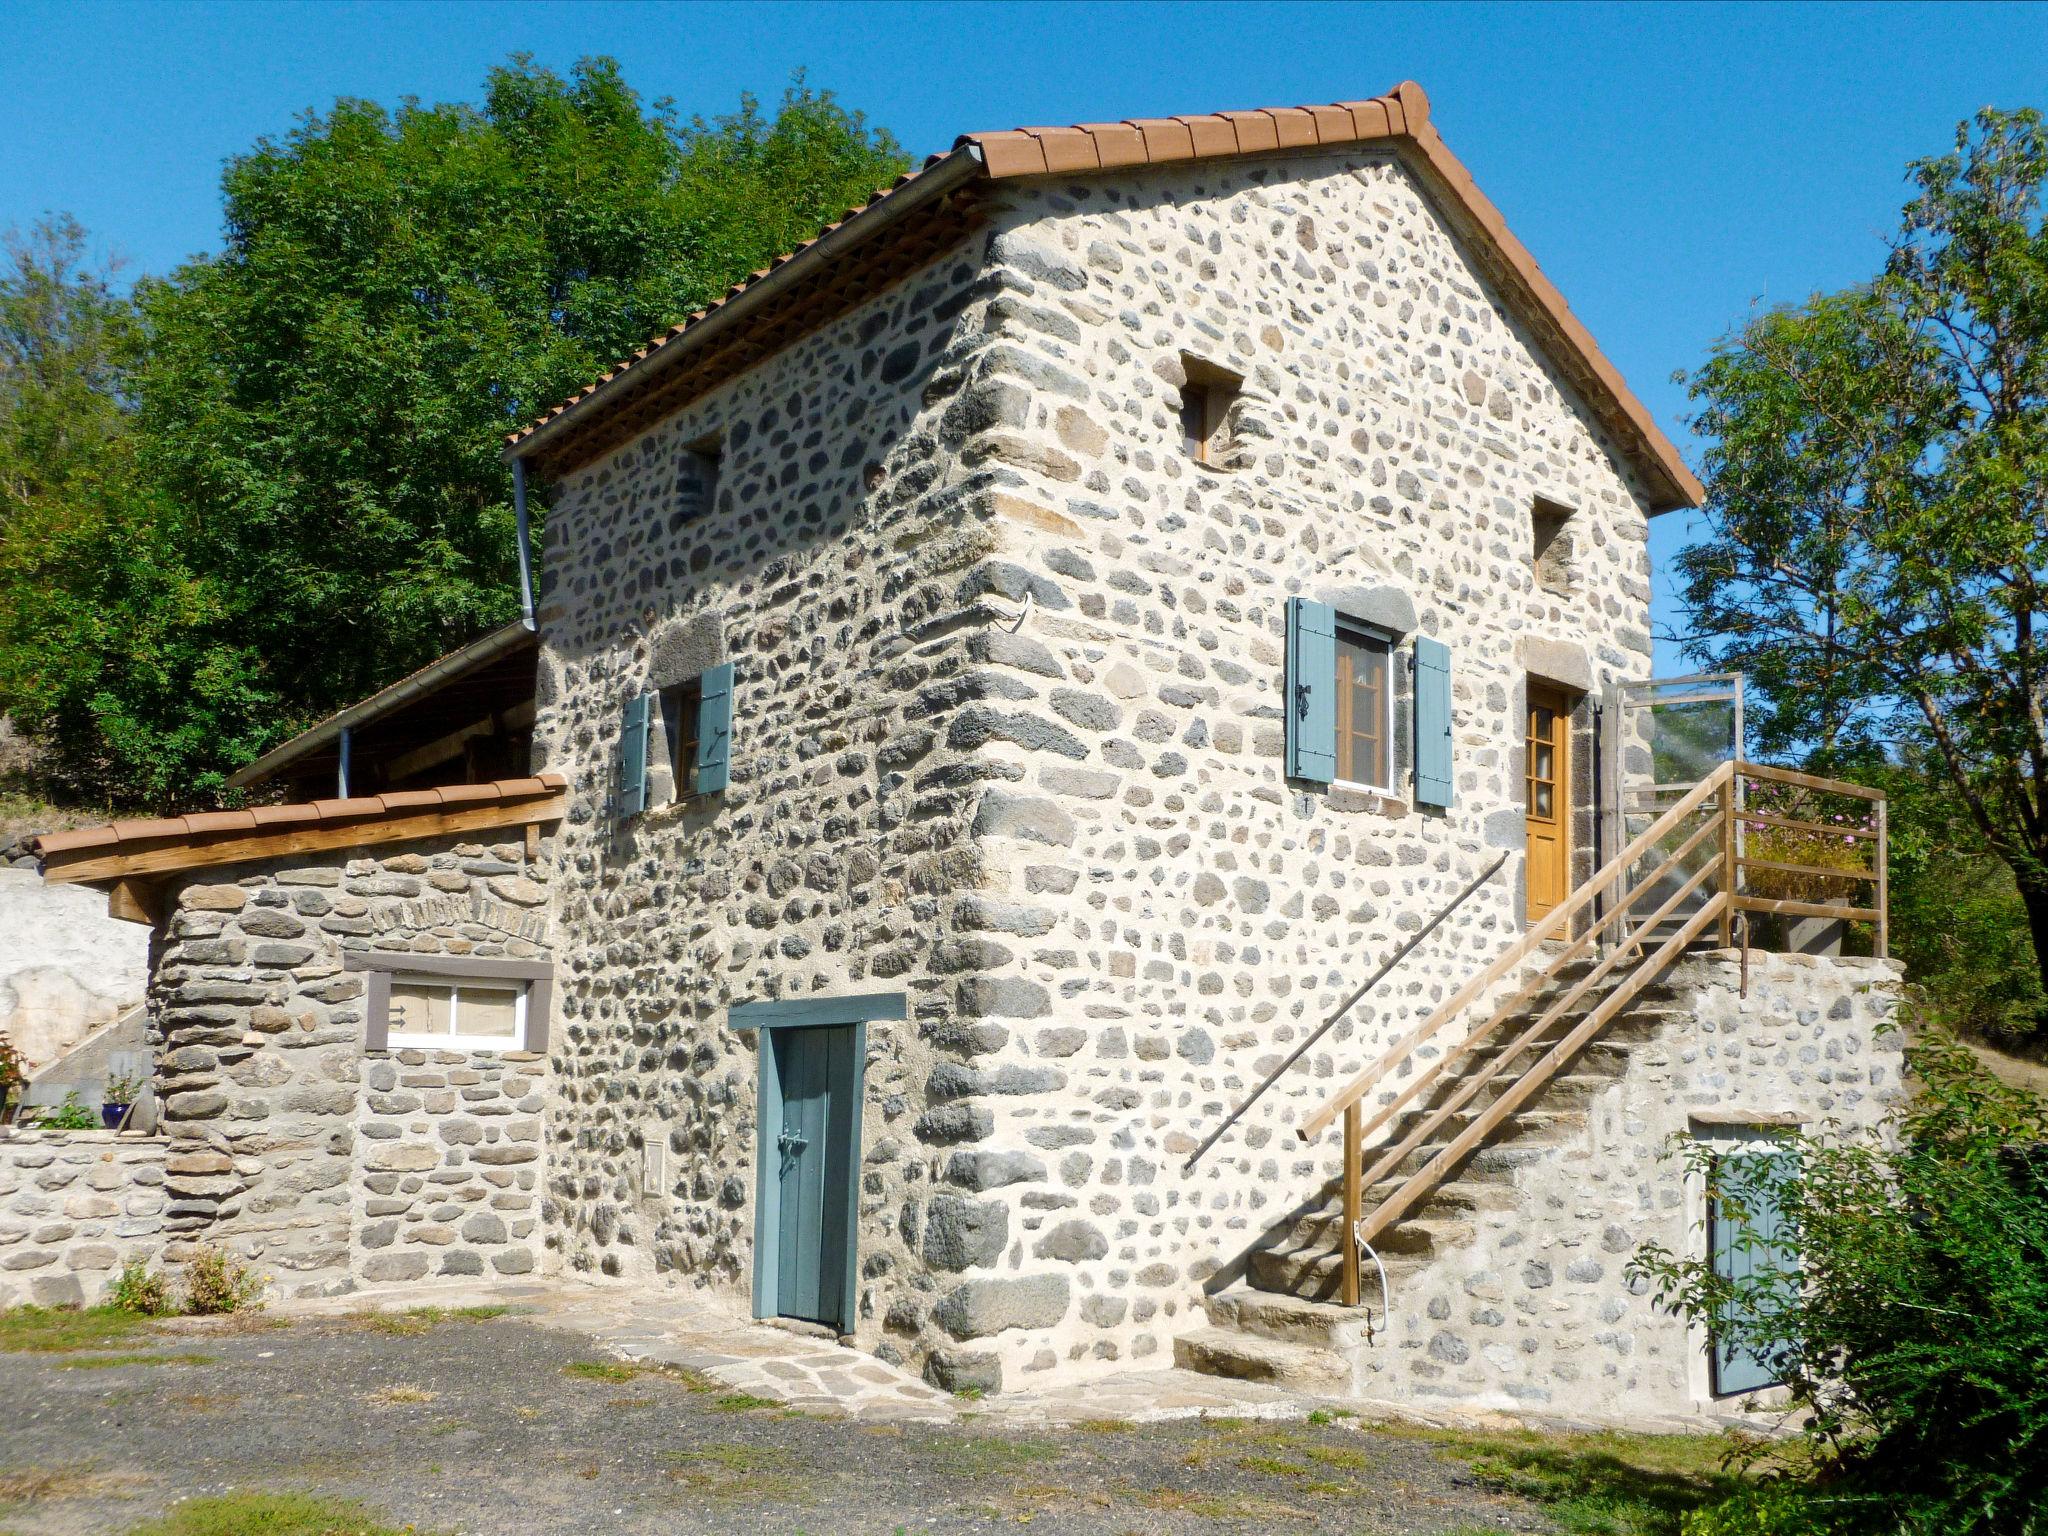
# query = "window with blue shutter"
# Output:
<box><xmin>616</xmin><ymin>693</ymin><xmax>652</xmax><ymax>819</ymax></box>
<box><xmin>1285</xmin><ymin>597</ymin><xmax>1338</xmax><ymax>784</ymax></box>
<box><xmin>694</xmin><ymin>662</ymin><xmax>733</xmax><ymax>795</ymax></box>
<box><xmin>1710</xmin><ymin>1145</ymin><xmax>1799</xmax><ymax>1394</ymax></box>
<box><xmin>1412</xmin><ymin>636</ymin><xmax>1453</xmax><ymax>808</ymax></box>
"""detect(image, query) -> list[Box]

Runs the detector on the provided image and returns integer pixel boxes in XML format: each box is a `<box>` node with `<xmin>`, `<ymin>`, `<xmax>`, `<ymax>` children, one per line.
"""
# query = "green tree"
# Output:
<box><xmin>1677</xmin><ymin>107</ymin><xmax>2048</xmax><ymax>1007</ymax></box>
<box><xmin>1</xmin><ymin>57</ymin><xmax>906</xmax><ymax>807</ymax></box>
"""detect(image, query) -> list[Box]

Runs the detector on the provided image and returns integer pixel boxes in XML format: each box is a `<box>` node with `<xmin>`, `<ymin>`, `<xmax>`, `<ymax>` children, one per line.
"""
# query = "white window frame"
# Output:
<box><xmin>1332</xmin><ymin>619</ymin><xmax>1398</xmax><ymax>795</ymax></box>
<box><xmin>384</xmin><ymin>977</ymin><xmax>530</xmax><ymax>1053</ymax></box>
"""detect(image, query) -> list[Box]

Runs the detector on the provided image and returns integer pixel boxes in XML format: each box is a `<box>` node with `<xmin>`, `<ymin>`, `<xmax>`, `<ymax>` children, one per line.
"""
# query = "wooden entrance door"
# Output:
<box><xmin>771</xmin><ymin>1025</ymin><xmax>858</xmax><ymax>1329</ymax></box>
<box><xmin>1524</xmin><ymin>683</ymin><xmax>1573</xmax><ymax>923</ymax></box>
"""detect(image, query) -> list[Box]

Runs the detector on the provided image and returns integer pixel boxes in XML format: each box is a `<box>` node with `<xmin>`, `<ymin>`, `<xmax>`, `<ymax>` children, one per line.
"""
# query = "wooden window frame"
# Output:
<box><xmin>1179</xmin><ymin>358</ymin><xmax>1242</xmax><ymax>467</ymax></box>
<box><xmin>1332</xmin><ymin>620</ymin><xmax>1397</xmax><ymax>794</ymax></box>
<box><xmin>350</xmin><ymin>951</ymin><xmax>554</xmax><ymax>1055</ymax></box>
<box><xmin>659</xmin><ymin>678</ymin><xmax>703</xmax><ymax>802</ymax></box>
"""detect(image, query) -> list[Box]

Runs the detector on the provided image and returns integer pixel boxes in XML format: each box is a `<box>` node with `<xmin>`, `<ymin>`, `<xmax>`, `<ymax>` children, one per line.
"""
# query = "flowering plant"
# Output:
<box><xmin>1740</xmin><ymin>780</ymin><xmax>1876</xmax><ymax>905</ymax></box>
<box><xmin>0</xmin><ymin>1031</ymin><xmax>22</xmax><ymax>1092</ymax></box>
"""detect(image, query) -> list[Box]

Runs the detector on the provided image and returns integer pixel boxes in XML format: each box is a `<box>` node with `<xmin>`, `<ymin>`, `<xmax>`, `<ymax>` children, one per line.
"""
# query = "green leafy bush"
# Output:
<box><xmin>1633</xmin><ymin>1031</ymin><xmax>2048</xmax><ymax>1534</ymax></box>
<box><xmin>1681</xmin><ymin>1482</ymin><xmax>1840</xmax><ymax>1536</ymax></box>
<box><xmin>109</xmin><ymin>1258</ymin><xmax>175</xmax><ymax>1317</ymax></box>
<box><xmin>37</xmin><ymin>1092</ymin><xmax>97</xmax><ymax>1130</ymax></box>
<box><xmin>182</xmin><ymin>1245</ymin><xmax>262</xmax><ymax>1315</ymax></box>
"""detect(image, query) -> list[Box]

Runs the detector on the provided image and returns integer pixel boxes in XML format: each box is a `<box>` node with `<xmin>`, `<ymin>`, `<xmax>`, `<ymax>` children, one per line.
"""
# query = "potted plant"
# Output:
<box><xmin>102</xmin><ymin>1071</ymin><xmax>146</xmax><ymax>1130</ymax></box>
<box><xmin>0</xmin><ymin>1031</ymin><xmax>22</xmax><ymax>1126</ymax></box>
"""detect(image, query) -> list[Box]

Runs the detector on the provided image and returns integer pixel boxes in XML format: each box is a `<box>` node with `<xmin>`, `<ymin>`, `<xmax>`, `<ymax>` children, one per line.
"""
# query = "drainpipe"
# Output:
<box><xmin>512</xmin><ymin>459</ymin><xmax>537</xmax><ymax>633</ymax></box>
<box><xmin>337</xmin><ymin>725</ymin><xmax>352</xmax><ymax>799</ymax></box>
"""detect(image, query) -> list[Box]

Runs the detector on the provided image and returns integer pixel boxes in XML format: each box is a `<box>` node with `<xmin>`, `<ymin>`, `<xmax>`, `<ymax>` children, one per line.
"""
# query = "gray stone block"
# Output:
<box><xmin>933</xmin><ymin>1274</ymin><xmax>1070</xmax><ymax>1340</ymax></box>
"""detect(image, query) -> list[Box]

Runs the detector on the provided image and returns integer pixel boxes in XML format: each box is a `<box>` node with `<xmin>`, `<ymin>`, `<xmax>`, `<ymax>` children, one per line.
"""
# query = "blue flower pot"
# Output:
<box><xmin>101</xmin><ymin>1103</ymin><xmax>130</xmax><ymax>1130</ymax></box>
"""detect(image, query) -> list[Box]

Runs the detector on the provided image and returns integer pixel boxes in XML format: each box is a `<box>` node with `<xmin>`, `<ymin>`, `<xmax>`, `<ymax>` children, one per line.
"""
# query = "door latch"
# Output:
<box><xmin>777</xmin><ymin>1128</ymin><xmax>809</xmax><ymax>1156</ymax></box>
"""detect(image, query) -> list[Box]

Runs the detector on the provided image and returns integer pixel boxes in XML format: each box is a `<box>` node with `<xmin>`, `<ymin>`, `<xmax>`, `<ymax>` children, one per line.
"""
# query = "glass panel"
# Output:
<box><xmin>388</xmin><ymin>981</ymin><xmax>450</xmax><ymax>1039</ymax></box>
<box><xmin>453</xmin><ymin>987</ymin><xmax>521</xmax><ymax>1040</ymax></box>
<box><xmin>1180</xmin><ymin>388</ymin><xmax>1209</xmax><ymax>461</ymax></box>
<box><xmin>1534</xmin><ymin>783</ymin><xmax>1554</xmax><ymax>818</ymax></box>
<box><xmin>1533</xmin><ymin>743</ymin><xmax>1554</xmax><ymax>782</ymax></box>
<box><xmin>1334</xmin><ymin>630</ymin><xmax>1389</xmax><ymax>787</ymax></box>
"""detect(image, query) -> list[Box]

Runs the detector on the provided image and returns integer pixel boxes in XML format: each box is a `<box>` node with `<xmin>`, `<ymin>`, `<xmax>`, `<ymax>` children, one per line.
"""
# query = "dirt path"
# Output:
<box><xmin>1</xmin><ymin>1308</ymin><xmax>1547</xmax><ymax>1535</ymax></box>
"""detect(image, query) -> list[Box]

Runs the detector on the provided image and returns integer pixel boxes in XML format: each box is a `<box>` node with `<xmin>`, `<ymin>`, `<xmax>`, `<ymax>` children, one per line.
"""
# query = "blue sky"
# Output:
<box><xmin>6</xmin><ymin>1</ymin><xmax>2045</xmax><ymax>664</ymax></box>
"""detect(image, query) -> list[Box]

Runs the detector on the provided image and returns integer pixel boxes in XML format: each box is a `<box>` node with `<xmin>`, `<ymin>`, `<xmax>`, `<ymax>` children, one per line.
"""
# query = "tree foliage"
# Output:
<box><xmin>1677</xmin><ymin>107</ymin><xmax>2048</xmax><ymax>1006</ymax></box>
<box><xmin>0</xmin><ymin>58</ymin><xmax>906</xmax><ymax>807</ymax></box>
<box><xmin>1633</xmin><ymin>1033</ymin><xmax>2048</xmax><ymax>1535</ymax></box>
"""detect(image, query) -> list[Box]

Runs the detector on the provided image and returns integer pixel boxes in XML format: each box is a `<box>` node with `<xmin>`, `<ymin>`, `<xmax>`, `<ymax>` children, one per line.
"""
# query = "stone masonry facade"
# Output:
<box><xmin>0</xmin><ymin>1130</ymin><xmax>167</xmax><ymax>1308</ymax></box>
<box><xmin>525</xmin><ymin>139</ymin><xmax>1727</xmax><ymax>1397</ymax></box>
<box><xmin>145</xmin><ymin>834</ymin><xmax>553</xmax><ymax>1295</ymax></box>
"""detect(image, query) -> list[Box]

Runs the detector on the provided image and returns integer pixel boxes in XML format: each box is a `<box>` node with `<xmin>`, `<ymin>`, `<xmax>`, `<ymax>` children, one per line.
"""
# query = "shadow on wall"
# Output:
<box><xmin>0</xmin><ymin>868</ymin><xmax>149</xmax><ymax>1071</ymax></box>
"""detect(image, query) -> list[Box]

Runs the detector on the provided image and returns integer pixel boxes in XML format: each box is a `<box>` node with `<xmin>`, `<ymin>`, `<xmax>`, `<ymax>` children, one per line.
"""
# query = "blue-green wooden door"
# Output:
<box><xmin>772</xmin><ymin>1025</ymin><xmax>857</xmax><ymax>1329</ymax></box>
<box><xmin>1710</xmin><ymin>1146</ymin><xmax>1796</xmax><ymax>1394</ymax></box>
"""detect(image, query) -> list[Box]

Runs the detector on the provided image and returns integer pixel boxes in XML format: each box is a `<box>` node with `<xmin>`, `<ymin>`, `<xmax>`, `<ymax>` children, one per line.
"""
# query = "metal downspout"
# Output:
<box><xmin>512</xmin><ymin>459</ymin><xmax>537</xmax><ymax>633</ymax></box>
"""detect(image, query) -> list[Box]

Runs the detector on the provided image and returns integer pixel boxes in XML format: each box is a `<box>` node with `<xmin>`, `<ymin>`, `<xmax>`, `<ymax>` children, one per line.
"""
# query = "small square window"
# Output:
<box><xmin>1532</xmin><ymin>499</ymin><xmax>1575</xmax><ymax>593</ymax></box>
<box><xmin>1334</xmin><ymin>623</ymin><xmax>1395</xmax><ymax>793</ymax></box>
<box><xmin>684</xmin><ymin>436</ymin><xmax>722</xmax><ymax>521</ymax></box>
<box><xmin>660</xmin><ymin>679</ymin><xmax>702</xmax><ymax>799</ymax></box>
<box><xmin>1179</xmin><ymin>359</ymin><xmax>1241</xmax><ymax>466</ymax></box>
<box><xmin>386</xmin><ymin>978</ymin><xmax>529</xmax><ymax>1051</ymax></box>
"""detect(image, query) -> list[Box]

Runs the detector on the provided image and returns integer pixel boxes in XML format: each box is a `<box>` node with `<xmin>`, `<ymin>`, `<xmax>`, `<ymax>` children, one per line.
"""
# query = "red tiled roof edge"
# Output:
<box><xmin>27</xmin><ymin>774</ymin><xmax>568</xmax><ymax>860</ymax></box>
<box><xmin>506</xmin><ymin>80</ymin><xmax>1701</xmax><ymax>512</ymax></box>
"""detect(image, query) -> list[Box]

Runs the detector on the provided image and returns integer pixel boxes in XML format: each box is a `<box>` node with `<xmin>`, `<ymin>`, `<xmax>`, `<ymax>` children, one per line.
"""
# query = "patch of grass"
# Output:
<box><xmin>120</xmin><ymin>1491</ymin><xmax>428</xmax><ymax>1535</ymax></box>
<box><xmin>711</xmin><ymin>1391</ymin><xmax>776</xmax><ymax>1413</ymax></box>
<box><xmin>361</xmin><ymin>1384</ymin><xmax>437</xmax><ymax>1406</ymax></box>
<box><xmin>663</xmin><ymin>1445</ymin><xmax>806</xmax><ymax>1502</ymax></box>
<box><xmin>0</xmin><ymin>1305</ymin><xmax>152</xmax><ymax>1354</ymax></box>
<box><xmin>54</xmin><ymin>1352</ymin><xmax>213</xmax><ymax>1370</ymax></box>
<box><xmin>354</xmin><ymin>1304</ymin><xmax>513</xmax><ymax>1337</ymax></box>
<box><xmin>562</xmin><ymin>1360</ymin><xmax>639</xmax><ymax>1383</ymax></box>
<box><xmin>922</xmin><ymin>1433</ymin><xmax>1062</xmax><ymax>1480</ymax></box>
<box><xmin>1304</xmin><ymin>1443</ymin><xmax>1376</xmax><ymax>1472</ymax></box>
<box><xmin>1077</xmin><ymin>1418</ymin><xmax>1135</xmax><ymax>1434</ymax></box>
<box><xmin>0</xmin><ymin>1463</ymin><xmax>125</xmax><ymax>1506</ymax></box>
<box><xmin>1367</xmin><ymin>1420</ymin><xmax>1762</xmax><ymax>1536</ymax></box>
<box><xmin>1126</xmin><ymin>1486</ymin><xmax>1314</xmax><ymax>1520</ymax></box>
<box><xmin>1238</xmin><ymin>1454</ymin><xmax>1313</xmax><ymax>1477</ymax></box>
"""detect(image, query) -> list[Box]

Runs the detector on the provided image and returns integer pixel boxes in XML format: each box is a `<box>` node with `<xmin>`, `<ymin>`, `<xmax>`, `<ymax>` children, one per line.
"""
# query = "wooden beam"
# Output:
<box><xmin>105</xmin><ymin>877</ymin><xmax>160</xmax><ymax>926</ymax></box>
<box><xmin>42</xmin><ymin>794</ymin><xmax>567</xmax><ymax>886</ymax></box>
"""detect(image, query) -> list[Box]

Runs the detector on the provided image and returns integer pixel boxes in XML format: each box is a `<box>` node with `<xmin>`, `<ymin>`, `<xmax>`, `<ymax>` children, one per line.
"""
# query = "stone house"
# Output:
<box><xmin>21</xmin><ymin>81</ymin><xmax>1902</xmax><ymax>1422</ymax></box>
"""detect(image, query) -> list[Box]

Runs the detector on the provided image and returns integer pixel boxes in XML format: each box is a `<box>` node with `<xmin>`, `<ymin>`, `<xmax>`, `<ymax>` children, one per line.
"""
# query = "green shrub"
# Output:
<box><xmin>181</xmin><ymin>1246</ymin><xmax>262</xmax><ymax>1315</ymax></box>
<box><xmin>109</xmin><ymin>1258</ymin><xmax>174</xmax><ymax>1317</ymax></box>
<box><xmin>37</xmin><ymin>1091</ymin><xmax>96</xmax><ymax>1130</ymax></box>
<box><xmin>1682</xmin><ymin>1482</ymin><xmax>1843</xmax><ymax>1536</ymax></box>
<box><xmin>1633</xmin><ymin>1030</ymin><xmax>2048</xmax><ymax>1534</ymax></box>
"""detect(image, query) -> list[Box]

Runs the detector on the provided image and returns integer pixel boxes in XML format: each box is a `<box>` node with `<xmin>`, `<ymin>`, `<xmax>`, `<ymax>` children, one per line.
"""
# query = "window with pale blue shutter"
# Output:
<box><xmin>616</xmin><ymin>693</ymin><xmax>652</xmax><ymax>819</ymax></box>
<box><xmin>1285</xmin><ymin>597</ymin><xmax>1337</xmax><ymax>784</ymax></box>
<box><xmin>695</xmin><ymin>662</ymin><xmax>733</xmax><ymax>795</ymax></box>
<box><xmin>1412</xmin><ymin>636</ymin><xmax>1453</xmax><ymax>807</ymax></box>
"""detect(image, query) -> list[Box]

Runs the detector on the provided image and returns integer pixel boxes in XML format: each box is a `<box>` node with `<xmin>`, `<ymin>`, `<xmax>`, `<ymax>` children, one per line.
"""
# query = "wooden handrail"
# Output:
<box><xmin>1739</xmin><ymin>761</ymin><xmax>1886</xmax><ymax>800</ymax></box>
<box><xmin>1354</xmin><ymin>848</ymin><xmax>1728</xmax><ymax>1207</ymax></box>
<box><xmin>1344</xmin><ymin>812</ymin><xmax>1724</xmax><ymax>1166</ymax></box>
<box><xmin>1297</xmin><ymin>760</ymin><xmax>1735</xmax><ymax>1143</ymax></box>
<box><xmin>1738</xmin><ymin>856</ymin><xmax>1878</xmax><ymax>884</ymax></box>
<box><xmin>1356</xmin><ymin>893</ymin><xmax>1730</xmax><ymax>1250</ymax></box>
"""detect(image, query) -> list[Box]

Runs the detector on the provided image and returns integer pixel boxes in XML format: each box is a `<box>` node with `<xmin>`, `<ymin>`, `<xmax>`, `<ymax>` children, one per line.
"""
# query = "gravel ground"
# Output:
<box><xmin>0</xmin><ymin>1310</ymin><xmax>1550</xmax><ymax>1535</ymax></box>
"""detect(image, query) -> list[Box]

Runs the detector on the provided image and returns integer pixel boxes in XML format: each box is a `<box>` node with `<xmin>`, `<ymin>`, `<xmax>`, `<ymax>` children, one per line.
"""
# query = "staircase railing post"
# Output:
<box><xmin>1718</xmin><ymin>766</ymin><xmax>1737</xmax><ymax>947</ymax></box>
<box><xmin>1875</xmin><ymin>795</ymin><xmax>1889</xmax><ymax>960</ymax></box>
<box><xmin>1341</xmin><ymin>1103</ymin><xmax>1362</xmax><ymax>1308</ymax></box>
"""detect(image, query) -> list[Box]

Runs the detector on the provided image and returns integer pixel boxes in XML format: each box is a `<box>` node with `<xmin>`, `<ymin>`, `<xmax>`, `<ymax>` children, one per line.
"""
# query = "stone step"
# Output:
<box><xmin>1203</xmin><ymin>1287</ymin><xmax>1369</xmax><ymax>1351</ymax></box>
<box><xmin>1172</xmin><ymin>1325</ymin><xmax>1350</xmax><ymax>1391</ymax></box>
<box><xmin>1246</xmin><ymin>1241</ymin><xmax>1429</xmax><ymax>1303</ymax></box>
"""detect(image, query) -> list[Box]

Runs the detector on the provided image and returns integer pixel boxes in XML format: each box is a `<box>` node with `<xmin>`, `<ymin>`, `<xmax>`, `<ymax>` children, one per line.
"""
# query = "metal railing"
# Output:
<box><xmin>1180</xmin><ymin>852</ymin><xmax>1509</xmax><ymax>1175</ymax></box>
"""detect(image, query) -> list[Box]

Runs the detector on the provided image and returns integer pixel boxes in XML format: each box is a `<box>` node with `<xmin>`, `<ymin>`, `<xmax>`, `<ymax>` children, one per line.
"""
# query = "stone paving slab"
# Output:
<box><xmin>278</xmin><ymin>1278</ymin><xmax>1312</xmax><ymax>1425</ymax></box>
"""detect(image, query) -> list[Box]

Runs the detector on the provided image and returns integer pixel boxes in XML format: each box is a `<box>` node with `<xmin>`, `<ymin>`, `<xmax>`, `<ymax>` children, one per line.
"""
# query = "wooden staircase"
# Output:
<box><xmin>1176</xmin><ymin>760</ymin><xmax>1889</xmax><ymax>1394</ymax></box>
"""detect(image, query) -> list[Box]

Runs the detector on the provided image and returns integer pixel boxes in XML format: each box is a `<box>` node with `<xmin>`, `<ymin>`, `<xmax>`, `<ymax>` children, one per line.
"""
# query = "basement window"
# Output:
<box><xmin>386</xmin><ymin>978</ymin><xmax>530</xmax><ymax>1052</ymax></box>
<box><xmin>1179</xmin><ymin>359</ymin><xmax>1242</xmax><ymax>467</ymax></box>
<box><xmin>1532</xmin><ymin>498</ymin><xmax>1575</xmax><ymax>594</ymax></box>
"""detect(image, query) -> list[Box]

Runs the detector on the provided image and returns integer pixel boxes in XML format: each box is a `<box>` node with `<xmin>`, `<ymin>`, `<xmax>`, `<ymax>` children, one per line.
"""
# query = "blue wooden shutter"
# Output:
<box><xmin>1413</xmin><ymin>636</ymin><xmax>1453</xmax><ymax>807</ymax></box>
<box><xmin>617</xmin><ymin>693</ymin><xmax>652</xmax><ymax>819</ymax></box>
<box><xmin>1711</xmin><ymin>1146</ymin><xmax>1798</xmax><ymax>1394</ymax></box>
<box><xmin>694</xmin><ymin>662</ymin><xmax>734</xmax><ymax>795</ymax></box>
<box><xmin>1285</xmin><ymin>597</ymin><xmax>1337</xmax><ymax>784</ymax></box>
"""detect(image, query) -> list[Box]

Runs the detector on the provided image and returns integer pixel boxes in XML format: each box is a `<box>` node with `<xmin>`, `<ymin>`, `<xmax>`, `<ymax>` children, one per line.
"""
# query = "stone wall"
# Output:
<box><xmin>1</xmin><ymin>864</ymin><xmax>150</xmax><ymax>1071</ymax></box>
<box><xmin>871</xmin><ymin>149</ymin><xmax>1665</xmax><ymax>1389</ymax></box>
<box><xmin>353</xmin><ymin>1046</ymin><xmax>545</xmax><ymax>1286</ymax></box>
<box><xmin>147</xmin><ymin>834</ymin><xmax>553</xmax><ymax>1296</ymax></box>
<box><xmin>0</xmin><ymin>1130</ymin><xmax>167</xmax><ymax>1307</ymax></box>
<box><xmin>1356</xmin><ymin>950</ymin><xmax>1904</xmax><ymax>1417</ymax></box>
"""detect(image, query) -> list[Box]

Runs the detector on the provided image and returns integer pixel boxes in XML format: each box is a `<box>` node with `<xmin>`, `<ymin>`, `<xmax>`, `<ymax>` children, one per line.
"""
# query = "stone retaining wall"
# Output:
<box><xmin>0</xmin><ymin>1130</ymin><xmax>167</xmax><ymax>1307</ymax></box>
<box><xmin>1357</xmin><ymin>950</ymin><xmax>1905</xmax><ymax>1416</ymax></box>
<box><xmin>352</xmin><ymin>1047</ymin><xmax>545</xmax><ymax>1285</ymax></box>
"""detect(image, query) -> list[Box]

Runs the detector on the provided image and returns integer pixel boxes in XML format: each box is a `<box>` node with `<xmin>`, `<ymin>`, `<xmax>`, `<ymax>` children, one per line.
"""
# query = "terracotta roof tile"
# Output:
<box><xmin>503</xmin><ymin>80</ymin><xmax>1704</xmax><ymax>512</ymax></box>
<box><xmin>27</xmin><ymin>775</ymin><xmax>567</xmax><ymax>862</ymax></box>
